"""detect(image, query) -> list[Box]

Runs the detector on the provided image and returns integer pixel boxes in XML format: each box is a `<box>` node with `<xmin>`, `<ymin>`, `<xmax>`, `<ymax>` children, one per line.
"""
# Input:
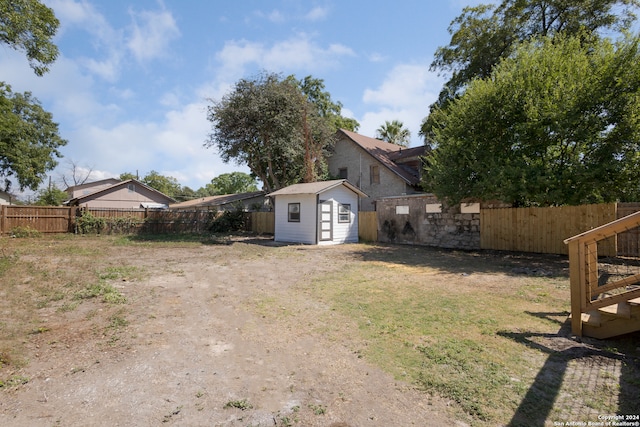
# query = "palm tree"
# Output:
<box><xmin>375</xmin><ymin>120</ymin><xmax>411</xmax><ymax>147</ymax></box>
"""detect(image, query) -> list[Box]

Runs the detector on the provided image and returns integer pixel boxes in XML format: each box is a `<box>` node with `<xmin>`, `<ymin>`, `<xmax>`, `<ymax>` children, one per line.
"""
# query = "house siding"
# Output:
<box><xmin>68</xmin><ymin>179</ymin><xmax>121</xmax><ymax>198</ymax></box>
<box><xmin>274</xmin><ymin>194</ymin><xmax>318</xmax><ymax>244</ymax></box>
<box><xmin>76</xmin><ymin>185</ymin><xmax>173</xmax><ymax>209</ymax></box>
<box><xmin>328</xmin><ymin>135</ymin><xmax>414</xmax><ymax>211</ymax></box>
<box><xmin>317</xmin><ymin>186</ymin><xmax>359</xmax><ymax>245</ymax></box>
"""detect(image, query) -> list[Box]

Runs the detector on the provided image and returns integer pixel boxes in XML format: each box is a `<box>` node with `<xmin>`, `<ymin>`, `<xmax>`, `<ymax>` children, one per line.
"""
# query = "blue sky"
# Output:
<box><xmin>2</xmin><ymin>0</ymin><xmax>485</xmax><ymax>195</ymax></box>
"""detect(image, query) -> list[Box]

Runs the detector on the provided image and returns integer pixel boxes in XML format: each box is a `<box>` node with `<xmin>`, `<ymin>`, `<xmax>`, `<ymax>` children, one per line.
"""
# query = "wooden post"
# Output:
<box><xmin>585</xmin><ymin>241</ymin><xmax>598</xmax><ymax>303</ymax></box>
<box><xmin>568</xmin><ymin>240</ymin><xmax>584</xmax><ymax>336</ymax></box>
<box><xmin>68</xmin><ymin>206</ymin><xmax>73</xmax><ymax>233</ymax></box>
<box><xmin>0</xmin><ymin>205</ymin><xmax>5</xmax><ymax>236</ymax></box>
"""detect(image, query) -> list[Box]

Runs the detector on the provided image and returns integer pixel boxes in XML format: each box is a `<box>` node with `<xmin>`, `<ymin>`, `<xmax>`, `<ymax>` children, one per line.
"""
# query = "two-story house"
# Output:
<box><xmin>327</xmin><ymin>129</ymin><xmax>427</xmax><ymax>211</ymax></box>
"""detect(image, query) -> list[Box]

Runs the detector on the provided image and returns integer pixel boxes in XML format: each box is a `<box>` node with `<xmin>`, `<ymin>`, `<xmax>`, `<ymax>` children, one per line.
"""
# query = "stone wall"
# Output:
<box><xmin>376</xmin><ymin>194</ymin><xmax>488</xmax><ymax>250</ymax></box>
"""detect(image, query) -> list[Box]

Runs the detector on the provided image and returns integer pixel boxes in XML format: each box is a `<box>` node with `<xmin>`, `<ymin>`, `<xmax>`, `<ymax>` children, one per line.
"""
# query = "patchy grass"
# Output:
<box><xmin>223</xmin><ymin>399</ymin><xmax>253</xmax><ymax>410</ymax></box>
<box><xmin>0</xmin><ymin>235</ymin><xmax>145</xmax><ymax>383</ymax></box>
<box><xmin>303</xmin><ymin>245</ymin><xmax>640</xmax><ymax>426</ymax></box>
<box><xmin>1</xmin><ymin>235</ymin><xmax>638</xmax><ymax>426</ymax></box>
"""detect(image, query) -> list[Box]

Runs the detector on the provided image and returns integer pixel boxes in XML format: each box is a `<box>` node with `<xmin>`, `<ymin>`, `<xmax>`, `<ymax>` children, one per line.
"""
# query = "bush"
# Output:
<box><xmin>108</xmin><ymin>216</ymin><xmax>142</xmax><ymax>234</ymax></box>
<box><xmin>10</xmin><ymin>226</ymin><xmax>41</xmax><ymax>238</ymax></box>
<box><xmin>75</xmin><ymin>211</ymin><xmax>106</xmax><ymax>234</ymax></box>
<box><xmin>208</xmin><ymin>210</ymin><xmax>246</xmax><ymax>233</ymax></box>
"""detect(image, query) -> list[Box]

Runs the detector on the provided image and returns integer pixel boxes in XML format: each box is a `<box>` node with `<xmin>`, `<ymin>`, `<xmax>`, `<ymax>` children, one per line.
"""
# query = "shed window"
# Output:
<box><xmin>288</xmin><ymin>203</ymin><xmax>300</xmax><ymax>222</ymax></box>
<box><xmin>370</xmin><ymin>165</ymin><xmax>380</xmax><ymax>184</ymax></box>
<box><xmin>338</xmin><ymin>168</ymin><xmax>348</xmax><ymax>179</ymax></box>
<box><xmin>128</xmin><ymin>184</ymin><xmax>135</xmax><ymax>193</ymax></box>
<box><xmin>338</xmin><ymin>204</ymin><xmax>351</xmax><ymax>223</ymax></box>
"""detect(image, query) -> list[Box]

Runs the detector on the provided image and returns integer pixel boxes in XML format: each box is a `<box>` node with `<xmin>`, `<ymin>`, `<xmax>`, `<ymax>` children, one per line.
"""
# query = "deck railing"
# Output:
<box><xmin>564</xmin><ymin>211</ymin><xmax>640</xmax><ymax>336</ymax></box>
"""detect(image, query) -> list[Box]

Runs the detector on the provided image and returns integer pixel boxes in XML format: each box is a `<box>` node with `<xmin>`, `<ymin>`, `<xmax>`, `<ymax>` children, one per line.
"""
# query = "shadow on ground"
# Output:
<box><xmin>348</xmin><ymin>242</ymin><xmax>571</xmax><ymax>278</ymax></box>
<box><xmin>500</xmin><ymin>312</ymin><xmax>640</xmax><ymax>427</ymax></box>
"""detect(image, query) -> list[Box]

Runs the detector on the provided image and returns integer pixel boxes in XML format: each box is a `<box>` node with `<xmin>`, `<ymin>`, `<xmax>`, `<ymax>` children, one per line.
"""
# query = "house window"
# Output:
<box><xmin>338</xmin><ymin>204</ymin><xmax>351</xmax><ymax>223</ymax></box>
<box><xmin>128</xmin><ymin>184</ymin><xmax>135</xmax><ymax>193</ymax></box>
<box><xmin>370</xmin><ymin>165</ymin><xmax>380</xmax><ymax>184</ymax></box>
<box><xmin>338</xmin><ymin>168</ymin><xmax>348</xmax><ymax>179</ymax></box>
<box><xmin>288</xmin><ymin>203</ymin><xmax>300</xmax><ymax>222</ymax></box>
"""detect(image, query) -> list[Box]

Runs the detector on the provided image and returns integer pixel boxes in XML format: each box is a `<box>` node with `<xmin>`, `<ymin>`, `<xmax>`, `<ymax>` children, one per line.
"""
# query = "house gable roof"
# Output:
<box><xmin>64</xmin><ymin>178</ymin><xmax>121</xmax><ymax>193</ymax></box>
<box><xmin>170</xmin><ymin>191</ymin><xmax>265</xmax><ymax>209</ymax></box>
<box><xmin>65</xmin><ymin>179</ymin><xmax>176</xmax><ymax>205</ymax></box>
<box><xmin>268</xmin><ymin>179</ymin><xmax>368</xmax><ymax>198</ymax></box>
<box><xmin>337</xmin><ymin>129</ymin><xmax>426</xmax><ymax>186</ymax></box>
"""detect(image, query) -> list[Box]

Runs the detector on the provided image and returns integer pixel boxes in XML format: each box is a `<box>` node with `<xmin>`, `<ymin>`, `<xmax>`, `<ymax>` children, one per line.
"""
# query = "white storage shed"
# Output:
<box><xmin>269</xmin><ymin>180</ymin><xmax>367</xmax><ymax>245</ymax></box>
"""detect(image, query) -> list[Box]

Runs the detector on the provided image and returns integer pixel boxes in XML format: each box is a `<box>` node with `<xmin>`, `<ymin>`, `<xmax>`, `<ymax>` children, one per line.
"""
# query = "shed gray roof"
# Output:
<box><xmin>268</xmin><ymin>179</ymin><xmax>368</xmax><ymax>198</ymax></box>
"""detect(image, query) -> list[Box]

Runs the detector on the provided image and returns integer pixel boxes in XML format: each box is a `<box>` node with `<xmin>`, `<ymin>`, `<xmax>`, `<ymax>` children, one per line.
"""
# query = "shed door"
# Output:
<box><xmin>318</xmin><ymin>201</ymin><xmax>333</xmax><ymax>242</ymax></box>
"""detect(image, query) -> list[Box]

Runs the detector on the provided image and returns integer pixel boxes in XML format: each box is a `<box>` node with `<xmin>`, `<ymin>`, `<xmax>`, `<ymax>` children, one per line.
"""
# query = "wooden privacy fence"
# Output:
<box><xmin>358</xmin><ymin>211</ymin><xmax>378</xmax><ymax>242</ymax></box>
<box><xmin>247</xmin><ymin>212</ymin><xmax>275</xmax><ymax>234</ymax></box>
<box><xmin>1</xmin><ymin>205</ymin><xmax>74</xmax><ymax>234</ymax></box>
<box><xmin>2</xmin><ymin>203</ymin><xmax>640</xmax><ymax>257</ymax></box>
<box><xmin>480</xmin><ymin>203</ymin><xmax>619</xmax><ymax>256</ymax></box>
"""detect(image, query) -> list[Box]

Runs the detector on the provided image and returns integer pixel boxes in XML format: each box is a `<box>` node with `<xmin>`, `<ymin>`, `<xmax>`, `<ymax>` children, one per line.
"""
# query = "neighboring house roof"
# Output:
<box><xmin>170</xmin><ymin>191</ymin><xmax>265</xmax><ymax>209</ymax></box>
<box><xmin>0</xmin><ymin>190</ymin><xmax>12</xmax><ymax>205</ymax></box>
<box><xmin>336</xmin><ymin>129</ymin><xmax>427</xmax><ymax>186</ymax></box>
<box><xmin>64</xmin><ymin>178</ymin><xmax>122</xmax><ymax>195</ymax></box>
<box><xmin>65</xmin><ymin>179</ymin><xmax>176</xmax><ymax>206</ymax></box>
<box><xmin>268</xmin><ymin>179</ymin><xmax>368</xmax><ymax>198</ymax></box>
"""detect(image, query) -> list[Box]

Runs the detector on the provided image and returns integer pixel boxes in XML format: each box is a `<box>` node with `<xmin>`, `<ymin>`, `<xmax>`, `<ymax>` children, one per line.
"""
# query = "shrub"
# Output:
<box><xmin>10</xmin><ymin>226</ymin><xmax>41</xmax><ymax>238</ymax></box>
<box><xmin>75</xmin><ymin>211</ymin><xmax>106</xmax><ymax>234</ymax></box>
<box><xmin>208</xmin><ymin>210</ymin><xmax>246</xmax><ymax>233</ymax></box>
<box><xmin>107</xmin><ymin>216</ymin><xmax>142</xmax><ymax>234</ymax></box>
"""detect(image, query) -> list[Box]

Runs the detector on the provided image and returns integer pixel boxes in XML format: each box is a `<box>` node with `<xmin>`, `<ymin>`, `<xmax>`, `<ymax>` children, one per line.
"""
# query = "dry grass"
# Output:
<box><xmin>298</xmin><ymin>245</ymin><xmax>640</xmax><ymax>426</ymax></box>
<box><xmin>1</xmin><ymin>234</ymin><xmax>639</xmax><ymax>426</ymax></box>
<box><xmin>0</xmin><ymin>234</ymin><xmax>141</xmax><ymax>381</ymax></box>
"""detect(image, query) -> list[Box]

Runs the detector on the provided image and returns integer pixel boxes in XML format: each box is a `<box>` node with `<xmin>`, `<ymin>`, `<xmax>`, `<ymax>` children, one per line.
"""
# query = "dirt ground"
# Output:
<box><xmin>0</xmin><ymin>237</ymin><xmax>462</xmax><ymax>427</ymax></box>
<box><xmin>2</xmin><ymin>235</ymin><xmax>639</xmax><ymax>427</ymax></box>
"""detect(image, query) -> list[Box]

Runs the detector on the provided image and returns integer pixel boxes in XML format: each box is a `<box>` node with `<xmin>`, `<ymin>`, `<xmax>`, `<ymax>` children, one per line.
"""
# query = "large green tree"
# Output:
<box><xmin>422</xmin><ymin>0</ymin><xmax>639</xmax><ymax>143</ymax></box>
<box><xmin>0</xmin><ymin>0</ymin><xmax>59</xmax><ymax>76</ymax></box>
<box><xmin>375</xmin><ymin>120</ymin><xmax>411</xmax><ymax>147</ymax></box>
<box><xmin>0</xmin><ymin>0</ymin><xmax>65</xmax><ymax>192</ymax></box>
<box><xmin>0</xmin><ymin>83</ymin><xmax>66</xmax><ymax>191</ymax></box>
<box><xmin>290</xmin><ymin>75</ymin><xmax>360</xmax><ymax>132</ymax></box>
<box><xmin>34</xmin><ymin>183</ymin><xmax>67</xmax><ymax>205</ymax></box>
<box><xmin>205</xmin><ymin>72</ymin><xmax>337</xmax><ymax>192</ymax></box>
<box><xmin>198</xmin><ymin>172</ymin><xmax>258</xmax><ymax>196</ymax></box>
<box><xmin>424</xmin><ymin>34</ymin><xmax>640</xmax><ymax>206</ymax></box>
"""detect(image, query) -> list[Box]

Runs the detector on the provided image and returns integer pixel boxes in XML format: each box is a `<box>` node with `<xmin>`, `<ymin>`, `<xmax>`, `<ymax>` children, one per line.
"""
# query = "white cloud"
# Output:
<box><xmin>267</xmin><ymin>9</ymin><xmax>285</xmax><ymax>23</ymax></box>
<box><xmin>305</xmin><ymin>6</ymin><xmax>329</xmax><ymax>21</ymax></box>
<box><xmin>359</xmin><ymin>63</ymin><xmax>444</xmax><ymax>145</ymax></box>
<box><xmin>215</xmin><ymin>34</ymin><xmax>355</xmax><ymax>78</ymax></box>
<box><xmin>127</xmin><ymin>8</ymin><xmax>181</xmax><ymax>63</ymax></box>
<box><xmin>53</xmin><ymin>100</ymin><xmax>247</xmax><ymax>190</ymax></box>
<box><xmin>47</xmin><ymin>0</ymin><xmax>115</xmax><ymax>36</ymax></box>
<box><xmin>363</xmin><ymin>63</ymin><xmax>441</xmax><ymax>108</ymax></box>
<box><xmin>46</xmin><ymin>0</ymin><xmax>124</xmax><ymax>82</ymax></box>
<box><xmin>368</xmin><ymin>52</ymin><xmax>387</xmax><ymax>63</ymax></box>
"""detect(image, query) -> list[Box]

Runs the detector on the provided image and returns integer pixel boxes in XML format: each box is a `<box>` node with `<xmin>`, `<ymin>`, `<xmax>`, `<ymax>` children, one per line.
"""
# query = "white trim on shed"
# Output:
<box><xmin>269</xmin><ymin>180</ymin><xmax>367</xmax><ymax>245</ymax></box>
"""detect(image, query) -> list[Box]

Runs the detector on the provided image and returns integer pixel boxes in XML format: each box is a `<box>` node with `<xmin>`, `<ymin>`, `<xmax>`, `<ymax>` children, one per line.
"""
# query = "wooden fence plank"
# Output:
<box><xmin>250</xmin><ymin>212</ymin><xmax>275</xmax><ymax>234</ymax></box>
<box><xmin>0</xmin><ymin>205</ymin><xmax>72</xmax><ymax>234</ymax></box>
<box><xmin>1</xmin><ymin>203</ymin><xmax>639</xmax><ymax>258</ymax></box>
<box><xmin>358</xmin><ymin>211</ymin><xmax>377</xmax><ymax>242</ymax></box>
<box><xmin>481</xmin><ymin>204</ymin><xmax>617</xmax><ymax>255</ymax></box>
